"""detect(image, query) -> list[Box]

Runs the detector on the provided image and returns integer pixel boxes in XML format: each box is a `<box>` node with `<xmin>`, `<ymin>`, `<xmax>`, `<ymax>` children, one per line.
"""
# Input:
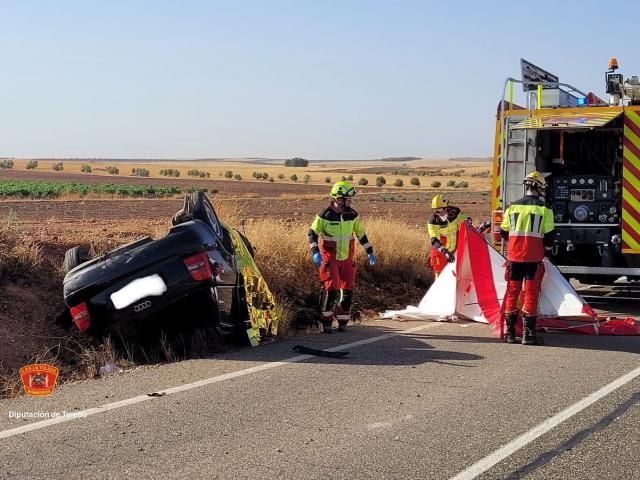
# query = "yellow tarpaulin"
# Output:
<box><xmin>512</xmin><ymin>111</ymin><xmax>622</xmax><ymax>130</ymax></box>
<box><xmin>226</xmin><ymin>227</ymin><xmax>279</xmax><ymax>346</ymax></box>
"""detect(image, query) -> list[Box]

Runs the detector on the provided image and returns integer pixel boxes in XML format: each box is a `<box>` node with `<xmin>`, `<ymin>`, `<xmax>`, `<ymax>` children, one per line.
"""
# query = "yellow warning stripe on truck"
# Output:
<box><xmin>621</xmin><ymin>108</ymin><xmax>640</xmax><ymax>254</ymax></box>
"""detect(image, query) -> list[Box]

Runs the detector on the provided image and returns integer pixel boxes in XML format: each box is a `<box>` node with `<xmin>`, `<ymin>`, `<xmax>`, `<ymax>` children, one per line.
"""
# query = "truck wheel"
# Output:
<box><xmin>63</xmin><ymin>246</ymin><xmax>90</xmax><ymax>273</ymax></box>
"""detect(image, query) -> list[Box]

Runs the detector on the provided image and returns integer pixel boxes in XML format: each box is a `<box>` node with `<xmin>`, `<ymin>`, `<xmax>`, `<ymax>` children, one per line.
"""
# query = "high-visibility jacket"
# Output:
<box><xmin>500</xmin><ymin>195</ymin><xmax>555</xmax><ymax>262</ymax></box>
<box><xmin>309</xmin><ymin>207</ymin><xmax>373</xmax><ymax>261</ymax></box>
<box><xmin>427</xmin><ymin>207</ymin><xmax>467</xmax><ymax>252</ymax></box>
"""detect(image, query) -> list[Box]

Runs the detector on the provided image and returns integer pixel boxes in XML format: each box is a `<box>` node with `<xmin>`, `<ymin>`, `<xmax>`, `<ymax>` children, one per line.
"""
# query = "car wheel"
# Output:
<box><xmin>63</xmin><ymin>246</ymin><xmax>90</xmax><ymax>273</ymax></box>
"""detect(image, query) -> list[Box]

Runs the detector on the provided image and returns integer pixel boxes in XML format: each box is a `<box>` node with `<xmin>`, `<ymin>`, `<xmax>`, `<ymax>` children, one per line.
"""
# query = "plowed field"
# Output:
<box><xmin>0</xmin><ymin>169</ymin><xmax>491</xmax><ymax>224</ymax></box>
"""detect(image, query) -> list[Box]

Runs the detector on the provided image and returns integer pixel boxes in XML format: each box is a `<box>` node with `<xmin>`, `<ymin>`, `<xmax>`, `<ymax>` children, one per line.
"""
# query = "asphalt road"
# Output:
<box><xmin>1</xmin><ymin>319</ymin><xmax>639</xmax><ymax>480</ymax></box>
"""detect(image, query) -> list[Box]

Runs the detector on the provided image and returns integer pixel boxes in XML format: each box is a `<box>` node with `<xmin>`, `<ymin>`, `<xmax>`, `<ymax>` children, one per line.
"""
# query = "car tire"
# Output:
<box><xmin>63</xmin><ymin>246</ymin><xmax>90</xmax><ymax>273</ymax></box>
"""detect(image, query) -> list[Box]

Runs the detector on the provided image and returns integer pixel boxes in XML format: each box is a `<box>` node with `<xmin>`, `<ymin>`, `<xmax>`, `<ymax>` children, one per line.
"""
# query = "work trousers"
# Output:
<box><xmin>318</xmin><ymin>242</ymin><xmax>356</xmax><ymax>322</ymax></box>
<box><xmin>503</xmin><ymin>261</ymin><xmax>544</xmax><ymax>315</ymax></box>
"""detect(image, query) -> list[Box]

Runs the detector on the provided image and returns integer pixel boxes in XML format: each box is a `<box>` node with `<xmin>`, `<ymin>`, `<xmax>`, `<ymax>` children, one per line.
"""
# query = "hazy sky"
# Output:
<box><xmin>0</xmin><ymin>1</ymin><xmax>636</xmax><ymax>159</ymax></box>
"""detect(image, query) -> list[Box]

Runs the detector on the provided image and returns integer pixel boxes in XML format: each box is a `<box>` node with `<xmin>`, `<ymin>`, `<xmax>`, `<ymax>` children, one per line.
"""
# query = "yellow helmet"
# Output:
<box><xmin>431</xmin><ymin>194</ymin><xmax>449</xmax><ymax>209</ymax></box>
<box><xmin>523</xmin><ymin>171</ymin><xmax>546</xmax><ymax>190</ymax></box>
<box><xmin>330</xmin><ymin>180</ymin><xmax>356</xmax><ymax>199</ymax></box>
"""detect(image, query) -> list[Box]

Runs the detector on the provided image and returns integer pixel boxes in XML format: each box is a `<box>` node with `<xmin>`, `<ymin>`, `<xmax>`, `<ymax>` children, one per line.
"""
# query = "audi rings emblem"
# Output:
<box><xmin>133</xmin><ymin>300</ymin><xmax>152</xmax><ymax>312</ymax></box>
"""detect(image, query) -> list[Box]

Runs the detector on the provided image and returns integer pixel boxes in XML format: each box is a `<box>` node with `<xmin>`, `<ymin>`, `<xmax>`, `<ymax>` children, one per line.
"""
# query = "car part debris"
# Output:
<box><xmin>292</xmin><ymin>345</ymin><xmax>349</xmax><ymax>358</ymax></box>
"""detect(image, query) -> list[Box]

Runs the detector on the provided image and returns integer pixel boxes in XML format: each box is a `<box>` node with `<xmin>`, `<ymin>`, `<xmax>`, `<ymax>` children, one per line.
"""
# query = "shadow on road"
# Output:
<box><xmin>537</xmin><ymin>332</ymin><xmax>640</xmax><ymax>354</ymax></box>
<box><xmin>363</xmin><ymin>319</ymin><xmax>640</xmax><ymax>356</ymax></box>
<box><xmin>415</xmin><ymin>322</ymin><xmax>640</xmax><ymax>355</ymax></box>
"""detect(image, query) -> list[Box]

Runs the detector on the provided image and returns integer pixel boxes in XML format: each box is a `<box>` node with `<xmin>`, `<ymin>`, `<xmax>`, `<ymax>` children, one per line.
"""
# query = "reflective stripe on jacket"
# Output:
<box><xmin>427</xmin><ymin>207</ymin><xmax>467</xmax><ymax>252</ymax></box>
<box><xmin>500</xmin><ymin>195</ymin><xmax>555</xmax><ymax>262</ymax></box>
<box><xmin>309</xmin><ymin>207</ymin><xmax>372</xmax><ymax>261</ymax></box>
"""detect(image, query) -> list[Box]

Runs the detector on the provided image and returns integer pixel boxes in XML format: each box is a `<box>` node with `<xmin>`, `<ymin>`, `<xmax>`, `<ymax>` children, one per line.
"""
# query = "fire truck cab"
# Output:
<box><xmin>492</xmin><ymin>58</ymin><xmax>640</xmax><ymax>284</ymax></box>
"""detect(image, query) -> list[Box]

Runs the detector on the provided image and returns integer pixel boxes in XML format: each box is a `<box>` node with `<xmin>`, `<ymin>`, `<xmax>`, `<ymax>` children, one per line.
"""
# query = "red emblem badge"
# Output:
<box><xmin>19</xmin><ymin>364</ymin><xmax>59</xmax><ymax>396</ymax></box>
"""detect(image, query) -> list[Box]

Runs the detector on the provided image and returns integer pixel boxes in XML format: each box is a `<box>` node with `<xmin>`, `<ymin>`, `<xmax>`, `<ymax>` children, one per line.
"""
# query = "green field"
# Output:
<box><xmin>0</xmin><ymin>180</ymin><xmax>193</xmax><ymax>199</ymax></box>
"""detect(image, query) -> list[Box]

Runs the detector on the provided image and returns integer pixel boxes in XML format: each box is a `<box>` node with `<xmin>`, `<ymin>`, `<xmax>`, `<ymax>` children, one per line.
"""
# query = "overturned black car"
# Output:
<box><xmin>62</xmin><ymin>192</ymin><xmax>277</xmax><ymax>346</ymax></box>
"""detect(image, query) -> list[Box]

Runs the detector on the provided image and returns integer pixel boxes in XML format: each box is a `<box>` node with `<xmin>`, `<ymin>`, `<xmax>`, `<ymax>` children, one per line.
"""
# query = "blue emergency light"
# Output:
<box><xmin>577</xmin><ymin>97</ymin><xmax>588</xmax><ymax>106</ymax></box>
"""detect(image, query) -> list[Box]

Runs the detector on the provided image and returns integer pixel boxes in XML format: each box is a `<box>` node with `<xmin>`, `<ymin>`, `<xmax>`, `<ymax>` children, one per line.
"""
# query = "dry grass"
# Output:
<box><xmin>0</xmin><ymin>336</ymin><xmax>130</xmax><ymax>398</ymax></box>
<box><xmin>0</xmin><ymin>221</ymin><xmax>45</xmax><ymax>278</ymax></box>
<box><xmin>363</xmin><ymin>218</ymin><xmax>429</xmax><ymax>277</ymax></box>
<box><xmin>0</xmin><ymin>362</ymin><xmax>24</xmax><ymax>398</ymax></box>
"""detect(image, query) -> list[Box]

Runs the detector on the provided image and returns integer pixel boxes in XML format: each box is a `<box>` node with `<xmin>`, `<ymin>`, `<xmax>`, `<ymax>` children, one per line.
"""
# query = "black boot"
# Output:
<box><xmin>522</xmin><ymin>315</ymin><xmax>538</xmax><ymax>345</ymax></box>
<box><xmin>335</xmin><ymin>290</ymin><xmax>353</xmax><ymax>332</ymax></box>
<box><xmin>321</xmin><ymin>320</ymin><xmax>333</xmax><ymax>333</ymax></box>
<box><xmin>321</xmin><ymin>312</ymin><xmax>334</xmax><ymax>334</ymax></box>
<box><xmin>505</xmin><ymin>311</ymin><xmax>518</xmax><ymax>344</ymax></box>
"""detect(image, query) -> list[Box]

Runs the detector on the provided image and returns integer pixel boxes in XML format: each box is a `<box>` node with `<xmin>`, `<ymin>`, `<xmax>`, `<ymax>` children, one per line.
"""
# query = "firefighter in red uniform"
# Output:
<box><xmin>500</xmin><ymin>171</ymin><xmax>555</xmax><ymax>345</ymax></box>
<box><xmin>308</xmin><ymin>181</ymin><xmax>375</xmax><ymax>333</ymax></box>
<box><xmin>427</xmin><ymin>194</ymin><xmax>468</xmax><ymax>277</ymax></box>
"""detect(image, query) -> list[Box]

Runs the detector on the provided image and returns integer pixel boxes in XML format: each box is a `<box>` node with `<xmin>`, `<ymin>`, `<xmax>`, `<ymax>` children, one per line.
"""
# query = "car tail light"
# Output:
<box><xmin>70</xmin><ymin>302</ymin><xmax>91</xmax><ymax>332</ymax></box>
<box><xmin>183</xmin><ymin>252</ymin><xmax>212</xmax><ymax>281</ymax></box>
<box><xmin>491</xmin><ymin>209</ymin><xmax>503</xmax><ymax>245</ymax></box>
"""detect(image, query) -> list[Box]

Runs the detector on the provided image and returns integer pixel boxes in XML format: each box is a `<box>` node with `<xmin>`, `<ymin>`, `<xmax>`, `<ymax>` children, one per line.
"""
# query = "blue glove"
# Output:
<box><xmin>312</xmin><ymin>251</ymin><xmax>322</xmax><ymax>267</ymax></box>
<box><xmin>368</xmin><ymin>253</ymin><xmax>376</xmax><ymax>266</ymax></box>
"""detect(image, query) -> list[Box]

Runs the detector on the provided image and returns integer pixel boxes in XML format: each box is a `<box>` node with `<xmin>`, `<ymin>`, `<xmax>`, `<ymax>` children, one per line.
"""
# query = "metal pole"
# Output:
<box><xmin>537</xmin><ymin>84</ymin><xmax>543</xmax><ymax>111</ymax></box>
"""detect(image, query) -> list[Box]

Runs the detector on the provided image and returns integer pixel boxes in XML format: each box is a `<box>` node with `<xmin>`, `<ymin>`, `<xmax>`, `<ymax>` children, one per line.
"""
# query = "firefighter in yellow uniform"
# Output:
<box><xmin>500</xmin><ymin>171</ymin><xmax>555</xmax><ymax>345</ymax></box>
<box><xmin>308</xmin><ymin>181</ymin><xmax>375</xmax><ymax>333</ymax></box>
<box><xmin>427</xmin><ymin>194</ymin><xmax>468</xmax><ymax>277</ymax></box>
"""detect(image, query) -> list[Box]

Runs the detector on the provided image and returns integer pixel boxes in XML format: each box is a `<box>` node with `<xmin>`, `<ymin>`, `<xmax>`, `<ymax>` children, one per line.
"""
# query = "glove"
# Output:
<box><xmin>312</xmin><ymin>251</ymin><xmax>322</xmax><ymax>267</ymax></box>
<box><xmin>368</xmin><ymin>253</ymin><xmax>376</xmax><ymax>266</ymax></box>
<box><xmin>442</xmin><ymin>248</ymin><xmax>455</xmax><ymax>263</ymax></box>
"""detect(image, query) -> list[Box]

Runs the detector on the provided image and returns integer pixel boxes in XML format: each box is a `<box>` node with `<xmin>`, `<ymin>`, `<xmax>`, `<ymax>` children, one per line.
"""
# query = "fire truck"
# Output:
<box><xmin>491</xmin><ymin>58</ymin><xmax>640</xmax><ymax>283</ymax></box>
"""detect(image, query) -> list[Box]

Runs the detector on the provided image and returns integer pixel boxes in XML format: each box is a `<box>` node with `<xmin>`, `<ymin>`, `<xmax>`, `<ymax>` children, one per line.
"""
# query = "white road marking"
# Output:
<box><xmin>450</xmin><ymin>363</ymin><xmax>640</xmax><ymax>480</ymax></box>
<box><xmin>0</xmin><ymin>322</ymin><xmax>444</xmax><ymax>440</ymax></box>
